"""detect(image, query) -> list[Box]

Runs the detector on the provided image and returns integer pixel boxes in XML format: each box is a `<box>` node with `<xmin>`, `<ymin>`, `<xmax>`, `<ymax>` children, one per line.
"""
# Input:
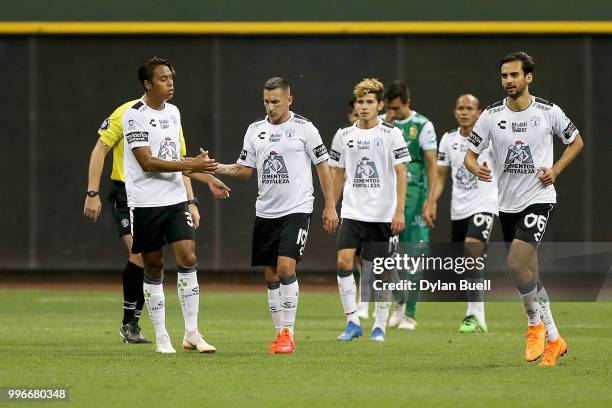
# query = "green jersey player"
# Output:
<box><xmin>382</xmin><ymin>81</ymin><xmax>438</xmax><ymax>330</ymax></box>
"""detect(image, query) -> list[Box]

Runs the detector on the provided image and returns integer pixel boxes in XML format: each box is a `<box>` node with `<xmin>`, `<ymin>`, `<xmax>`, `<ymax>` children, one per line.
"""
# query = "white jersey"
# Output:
<box><xmin>122</xmin><ymin>99</ymin><xmax>187</xmax><ymax>207</ymax></box>
<box><xmin>438</xmin><ymin>128</ymin><xmax>498</xmax><ymax>220</ymax></box>
<box><xmin>329</xmin><ymin>120</ymin><xmax>411</xmax><ymax>222</ymax></box>
<box><xmin>237</xmin><ymin>112</ymin><xmax>329</xmax><ymax>218</ymax></box>
<box><xmin>468</xmin><ymin>96</ymin><xmax>579</xmax><ymax>213</ymax></box>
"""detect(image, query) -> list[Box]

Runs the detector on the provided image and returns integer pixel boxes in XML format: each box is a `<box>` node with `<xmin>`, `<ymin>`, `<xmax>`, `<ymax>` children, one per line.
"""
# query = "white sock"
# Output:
<box><xmin>536</xmin><ymin>285</ymin><xmax>559</xmax><ymax>341</ymax></box>
<box><xmin>267</xmin><ymin>283</ymin><xmax>282</xmax><ymax>332</ymax></box>
<box><xmin>357</xmin><ymin>301</ymin><xmax>369</xmax><ymax>314</ymax></box>
<box><xmin>374</xmin><ymin>302</ymin><xmax>390</xmax><ymax>331</ymax></box>
<box><xmin>280</xmin><ymin>276</ymin><xmax>299</xmax><ymax>334</ymax></box>
<box><xmin>337</xmin><ymin>271</ymin><xmax>359</xmax><ymax>325</ymax></box>
<box><xmin>177</xmin><ymin>268</ymin><xmax>199</xmax><ymax>332</ymax></box>
<box><xmin>466</xmin><ymin>302</ymin><xmax>486</xmax><ymax>326</ymax></box>
<box><xmin>143</xmin><ymin>279</ymin><xmax>168</xmax><ymax>338</ymax></box>
<box><xmin>518</xmin><ymin>283</ymin><xmax>542</xmax><ymax>327</ymax></box>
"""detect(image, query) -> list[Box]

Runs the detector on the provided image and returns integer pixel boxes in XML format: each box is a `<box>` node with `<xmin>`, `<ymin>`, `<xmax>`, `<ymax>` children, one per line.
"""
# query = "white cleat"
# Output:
<box><xmin>356</xmin><ymin>302</ymin><xmax>370</xmax><ymax>320</ymax></box>
<box><xmin>155</xmin><ymin>334</ymin><xmax>177</xmax><ymax>353</ymax></box>
<box><xmin>388</xmin><ymin>303</ymin><xmax>406</xmax><ymax>328</ymax></box>
<box><xmin>397</xmin><ymin>316</ymin><xmax>418</xmax><ymax>330</ymax></box>
<box><xmin>183</xmin><ymin>330</ymin><xmax>217</xmax><ymax>353</ymax></box>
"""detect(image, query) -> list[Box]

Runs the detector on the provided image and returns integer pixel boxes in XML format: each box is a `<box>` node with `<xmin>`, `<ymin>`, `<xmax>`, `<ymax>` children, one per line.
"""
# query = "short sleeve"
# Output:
<box><xmin>305</xmin><ymin>123</ymin><xmax>329</xmax><ymax>164</ymax></box>
<box><xmin>122</xmin><ymin>109</ymin><xmax>150</xmax><ymax>150</ymax></box>
<box><xmin>179</xmin><ymin>127</ymin><xmax>187</xmax><ymax>157</ymax></box>
<box><xmin>551</xmin><ymin>105</ymin><xmax>579</xmax><ymax>145</ymax></box>
<box><xmin>437</xmin><ymin>133</ymin><xmax>451</xmax><ymax>166</ymax></box>
<box><xmin>328</xmin><ymin>129</ymin><xmax>343</xmax><ymax>168</ymax></box>
<box><xmin>467</xmin><ymin>111</ymin><xmax>491</xmax><ymax>154</ymax></box>
<box><xmin>236</xmin><ymin>128</ymin><xmax>257</xmax><ymax>168</ymax></box>
<box><xmin>391</xmin><ymin>128</ymin><xmax>411</xmax><ymax>165</ymax></box>
<box><xmin>419</xmin><ymin>121</ymin><xmax>438</xmax><ymax>151</ymax></box>
<box><xmin>98</xmin><ymin>105</ymin><xmax>124</xmax><ymax>148</ymax></box>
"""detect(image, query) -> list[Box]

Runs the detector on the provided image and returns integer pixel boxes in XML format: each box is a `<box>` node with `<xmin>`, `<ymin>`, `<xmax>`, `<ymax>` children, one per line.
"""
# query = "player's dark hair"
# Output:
<box><xmin>499</xmin><ymin>52</ymin><xmax>535</xmax><ymax>75</ymax></box>
<box><xmin>264</xmin><ymin>77</ymin><xmax>290</xmax><ymax>92</ymax></box>
<box><xmin>383</xmin><ymin>81</ymin><xmax>410</xmax><ymax>103</ymax></box>
<box><xmin>138</xmin><ymin>57</ymin><xmax>175</xmax><ymax>91</ymax></box>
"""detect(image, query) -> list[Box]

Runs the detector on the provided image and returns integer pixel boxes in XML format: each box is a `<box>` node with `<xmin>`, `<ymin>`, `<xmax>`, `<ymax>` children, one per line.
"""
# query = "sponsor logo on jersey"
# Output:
<box><xmin>562</xmin><ymin>122</ymin><xmax>577</xmax><ymax>140</ymax></box>
<box><xmin>269</xmin><ymin>133</ymin><xmax>282</xmax><ymax>142</ymax></box>
<box><xmin>530</xmin><ymin>116</ymin><xmax>541</xmax><ymax>128</ymax></box>
<box><xmin>159</xmin><ymin>119</ymin><xmax>170</xmax><ymax>129</ymax></box>
<box><xmin>126</xmin><ymin>131</ymin><xmax>148</xmax><ymax>144</ymax></box>
<box><xmin>128</xmin><ymin>120</ymin><xmax>134</xmax><ymax>127</ymax></box>
<box><xmin>99</xmin><ymin>118</ymin><xmax>110</xmax><ymax>131</ymax></box>
<box><xmin>511</xmin><ymin>121</ymin><xmax>527</xmax><ymax>132</ymax></box>
<box><xmin>158</xmin><ymin>137</ymin><xmax>179</xmax><ymax>160</ymax></box>
<box><xmin>239</xmin><ymin>149</ymin><xmax>248</xmax><ymax>161</ymax></box>
<box><xmin>150</xmin><ymin>119</ymin><xmax>157</xmax><ymax>127</ymax></box>
<box><xmin>329</xmin><ymin>149</ymin><xmax>341</xmax><ymax>162</ymax></box>
<box><xmin>312</xmin><ymin>144</ymin><xmax>328</xmax><ymax>158</ymax></box>
<box><xmin>353</xmin><ymin>157</ymin><xmax>380</xmax><ymax>188</ymax></box>
<box><xmin>357</xmin><ymin>140</ymin><xmax>371</xmax><ymax>150</ymax></box>
<box><xmin>262</xmin><ymin>151</ymin><xmax>289</xmax><ymax>184</ymax></box>
<box><xmin>456</xmin><ymin>166</ymin><xmax>477</xmax><ymax>190</ymax></box>
<box><xmin>394</xmin><ymin>146</ymin><xmax>410</xmax><ymax>159</ymax></box>
<box><xmin>503</xmin><ymin>140</ymin><xmax>535</xmax><ymax>174</ymax></box>
<box><xmin>497</xmin><ymin>120</ymin><xmax>507</xmax><ymax>130</ymax></box>
<box><xmin>257</xmin><ymin>131</ymin><xmax>266</xmax><ymax>140</ymax></box>
<box><xmin>347</xmin><ymin>140</ymin><xmax>354</xmax><ymax>148</ymax></box>
<box><xmin>467</xmin><ymin>132</ymin><xmax>482</xmax><ymax>147</ymax></box>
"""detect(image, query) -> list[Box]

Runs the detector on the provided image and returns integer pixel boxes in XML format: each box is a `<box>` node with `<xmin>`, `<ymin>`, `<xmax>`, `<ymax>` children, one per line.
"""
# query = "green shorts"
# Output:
<box><xmin>400</xmin><ymin>185</ymin><xmax>429</xmax><ymax>243</ymax></box>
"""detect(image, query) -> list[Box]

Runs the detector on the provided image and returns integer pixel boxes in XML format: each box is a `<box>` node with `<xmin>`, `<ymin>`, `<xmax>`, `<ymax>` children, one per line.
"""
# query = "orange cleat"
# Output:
<box><xmin>525</xmin><ymin>321</ymin><xmax>546</xmax><ymax>362</ymax></box>
<box><xmin>539</xmin><ymin>336</ymin><xmax>568</xmax><ymax>367</ymax></box>
<box><xmin>269</xmin><ymin>327</ymin><xmax>295</xmax><ymax>354</ymax></box>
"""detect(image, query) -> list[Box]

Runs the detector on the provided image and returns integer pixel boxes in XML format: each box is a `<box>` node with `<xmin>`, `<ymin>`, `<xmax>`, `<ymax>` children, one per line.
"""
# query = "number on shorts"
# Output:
<box><xmin>296</xmin><ymin>228</ymin><xmax>309</xmax><ymax>256</ymax></box>
<box><xmin>523</xmin><ymin>213</ymin><xmax>548</xmax><ymax>242</ymax></box>
<box><xmin>184</xmin><ymin>211</ymin><xmax>194</xmax><ymax>227</ymax></box>
<box><xmin>473</xmin><ymin>213</ymin><xmax>493</xmax><ymax>240</ymax></box>
<box><xmin>388</xmin><ymin>235</ymin><xmax>399</xmax><ymax>253</ymax></box>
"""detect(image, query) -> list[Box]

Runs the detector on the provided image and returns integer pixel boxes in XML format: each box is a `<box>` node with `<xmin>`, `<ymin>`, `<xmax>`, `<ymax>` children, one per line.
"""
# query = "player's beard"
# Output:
<box><xmin>505</xmin><ymin>83</ymin><xmax>527</xmax><ymax>99</ymax></box>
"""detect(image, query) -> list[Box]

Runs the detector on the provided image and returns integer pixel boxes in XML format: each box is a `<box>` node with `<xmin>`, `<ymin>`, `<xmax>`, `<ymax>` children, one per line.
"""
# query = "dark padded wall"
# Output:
<box><xmin>1</xmin><ymin>35</ymin><xmax>608</xmax><ymax>271</ymax></box>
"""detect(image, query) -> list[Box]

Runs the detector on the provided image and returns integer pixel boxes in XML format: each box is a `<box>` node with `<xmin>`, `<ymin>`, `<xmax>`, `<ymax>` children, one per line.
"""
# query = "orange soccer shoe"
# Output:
<box><xmin>525</xmin><ymin>321</ymin><xmax>546</xmax><ymax>362</ymax></box>
<box><xmin>539</xmin><ymin>336</ymin><xmax>568</xmax><ymax>367</ymax></box>
<box><xmin>269</xmin><ymin>328</ymin><xmax>295</xmax><ymax>354</ymax></box>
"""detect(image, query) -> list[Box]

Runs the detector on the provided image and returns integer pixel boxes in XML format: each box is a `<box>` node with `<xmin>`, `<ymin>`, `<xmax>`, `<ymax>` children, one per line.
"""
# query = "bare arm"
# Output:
<box><xmin>424</xmin><ymin>150</ymin><xmax>438</xmax><ymax>204</ymax></box>
<box><xmin>315</xmin><ymin>162</ymin><xmax>339</xmax><ymax>234</ymax></box>
<box><xmin>83</xmin><ymin>140</ymin><xmax>112</xmax><ymax>223</ymax></box>
<box><xmin>464</xmin><ymin>149</ymin><xmax>491</xmax><ymax>182</ymax></box>
<box><xmin>423</xmin><ymin>165</ymin><xmax>449</xmax><ymax>228</ymax></box>
<box><xmin>182</xmin><ymin>175</ymin><xmax>201</xmax><ymax>229</ymax></box>
<box><xmin>215</xmin><ymin>163</ymin><xmax>255</xmax><ymax>180</ymax></box>
<box><xmin>391</xmin><ymin>163</ymin><xmax>407</xmax><ymax>235</ymax></box>
<box><xmin>331</xmin><ymin>166</ymin><xmax>346</xmax><ymax>205</ymax></box>
<box><xmin>133</xmin><ymin>146</ymin><xmax>218</xmax><ymax>173</ymax></box>
<box><xmin>539</xmin><ymin>134</ymin><xmax>584</xmax><ymax>186</ymax></box>
<box><xmin>187</xmin><ymin>172</ymin><xmax>231</xmax><ymax>199</ymax></box>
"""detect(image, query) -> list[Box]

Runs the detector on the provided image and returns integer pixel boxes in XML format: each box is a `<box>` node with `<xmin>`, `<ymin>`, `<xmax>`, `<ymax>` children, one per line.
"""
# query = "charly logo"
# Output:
<box><xmin>504</xmin><ymin>140</ymin><xmax>535</xmax><ymax>174</ymax></box>
<box><xmin>158</xmin><ymin>137</ymin><xmax>179</xmax><ymax>160</ymax></box>
<box><xmin>353</xmin><ymin>157</ymin><xmax>381</xmax><ymax>188</ymax></box>
<box><xmin>262</xmin><ymin>151</ymin><xmax>289</xmax><ymax>184</ymax></box>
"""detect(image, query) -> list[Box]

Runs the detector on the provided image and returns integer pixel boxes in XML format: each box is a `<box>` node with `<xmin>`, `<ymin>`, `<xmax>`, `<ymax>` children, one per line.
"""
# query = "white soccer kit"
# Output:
<box><xmin>123</xmin><ymin>99</ymin><xmax>187</xmax><ymax>207</ymax></box>
<box><xmin>438</xmin><ymin>128</ymin><xmax>498</xmax><ymax>220</ymax></box>
<box><xmin>329</xmin><ymin>120</ymin><xmax>411</xmax><ymax>222</ymax></box>
<box><xmin>468</xmin><ymin>96</ymin><xmax>579</xmax><ymax>213</ymax></box>
<box><xmin>237</xmin><ymin>112</ymin><xmax>329</xmax><ymax>218</ymax></box>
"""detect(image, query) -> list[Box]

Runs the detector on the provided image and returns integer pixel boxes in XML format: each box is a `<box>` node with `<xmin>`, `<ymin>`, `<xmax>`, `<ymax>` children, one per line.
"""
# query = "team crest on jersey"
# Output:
<box><xmin>285</xmin><ymin>129</ymin><xmax>295</xmax><ymax>138</ymax></box>
<box><xmin>409</xmin><ymin>126</ymin><xmax>418</xmax><ymax>139</ymax></box>
<box><xmin>99</xmin><ymin>118</ymin><xmax>110</xmax><ymax>131</ymax></box>
<box><xmin>171</xmin><ymin>115</ymin><xmax>178</xmax><ymax>125</ymax></box>
<box><xmin>530</xmin><ymin>116</ymin><xmax>541</xmax><ymax>128</ymax></box>
<box><xmin>504</xmin><ymin>141</ymin><xmax>535</xmax><ymax>174</ymax></box>
<box><xmin>456</xmin><ymin>166</ymin><xmax>478</xmax><ymax>190</ymax></box>
<box><xmin>353</xmin><ymin>157</ymin><xmax>381</xmax><ymax>188</ymax></box>
<box><xmin>262</xmin><ymin>151</ymin><xmax>289</xmax><ymax>184</ymax></box>
<box><xmin>158</xmin><ymin>137</ymin><xmax>179</xmax><ymax>161</ymax></box>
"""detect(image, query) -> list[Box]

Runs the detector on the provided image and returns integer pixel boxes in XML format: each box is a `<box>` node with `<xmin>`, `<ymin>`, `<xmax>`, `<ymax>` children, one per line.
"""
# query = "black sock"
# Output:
<box><xmin>122</xmin><ymin>261</ymin><xmax>145</xmax><ymax>324</ymax></box>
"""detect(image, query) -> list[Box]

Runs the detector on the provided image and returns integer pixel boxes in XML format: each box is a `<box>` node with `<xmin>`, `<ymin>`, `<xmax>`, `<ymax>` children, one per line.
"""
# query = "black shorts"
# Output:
<box><xmin>252</xmin><ymin>213</ymin><xmax>311</xmax><ymax>267</ymax></box>
<box><xmin>499</xmin><ymin>203</ymin><xmax>555</xmax><ymax>247</ymax></box>
<box><xmin>336</xmin><ymin>218</ymin><xmax>393</xmax><ymax>261</ymax></box>
<box><xmin>130</xmin><ymin>202</ymin><xmax>195</xmax><ymax>254</ymax></box>
<box><xmin>108</xmin><ymin>180</ymin><xmax>131</xmax><ymax>237</ymax></box>
<box><xmin>451</xmin><ymin>212</ymin><xmax>495</xmax><ymax>243</ymax></box>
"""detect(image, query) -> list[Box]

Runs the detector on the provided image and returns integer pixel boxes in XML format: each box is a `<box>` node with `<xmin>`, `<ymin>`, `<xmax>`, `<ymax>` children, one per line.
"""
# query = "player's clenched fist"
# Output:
<box><xmin>538</xmin><ymin>166</ymin><xmax>556</xmax><ymax>186</ymax></box>
<box><xmin>477</xmin><ymin>161</ymin><xmax>492</xmax><ymax>182</ymax></box>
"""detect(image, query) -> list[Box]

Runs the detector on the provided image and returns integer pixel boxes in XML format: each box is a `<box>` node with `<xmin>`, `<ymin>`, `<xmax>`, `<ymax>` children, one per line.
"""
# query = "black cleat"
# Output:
<box><xmin>119</xmin><ymin>321</ymin><xmax>152</xmax><ymax>344</ymax></box>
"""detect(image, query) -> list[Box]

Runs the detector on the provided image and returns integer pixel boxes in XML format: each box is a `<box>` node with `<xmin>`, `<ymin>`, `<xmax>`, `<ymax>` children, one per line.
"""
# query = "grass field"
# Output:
<box><xmin>1</xmin><ymin>287</ymin><xmax>611</xmax><ymax>407</ymax></box>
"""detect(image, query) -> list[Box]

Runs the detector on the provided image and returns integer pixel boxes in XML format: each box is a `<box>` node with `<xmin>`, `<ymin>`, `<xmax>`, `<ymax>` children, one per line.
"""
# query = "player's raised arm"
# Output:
<box><xmin>84</xmin><ymin>140</ymin><xmax>112</xmax><ymax>223</ymax></box>
<box><xmin>315</xmin><ymin>161</ymin><xmax>339</xmax><ymax>234</ymax></box>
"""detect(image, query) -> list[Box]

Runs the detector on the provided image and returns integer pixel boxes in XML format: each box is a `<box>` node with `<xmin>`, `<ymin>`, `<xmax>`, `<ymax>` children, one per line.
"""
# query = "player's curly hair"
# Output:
<box><xmin>353</xmin><ymin>78</ymin><xmax>384</xmax><ymax>101</ymax></box>
<box><xmin>138</xmin><ymin>57</ymin><xmax>175</xmax><ymax>91</ymax></box>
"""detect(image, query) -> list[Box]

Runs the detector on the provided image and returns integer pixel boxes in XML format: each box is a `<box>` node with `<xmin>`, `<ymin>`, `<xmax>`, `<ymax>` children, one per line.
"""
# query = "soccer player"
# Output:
<box><xmin>383</xmin><ymin>81</ymin><xmax>438</xmax><ymax>330</ymax></box>
<box><xmin>424</xmin><ymin>94</ymin><xmax>498</xmax><ymax>333</ymax></box>
<box><xmin>84</xmin><ymin>81</ymin><xmax>229</xmax><ymax>346</ymax></box>
<box><xmin>330</xmin><ymin>78</ymin><xmax>409</xmax><ymax>342</ymax></box>
<box><xmin>122</xmin><ymin>57</ymin><xmax>220</xmax><ymax>353</ymax></box>
<box><xmin>215</xmin><ymin>77</ymin><xmax>338</xmax><ymax>354</ymax></box>
<box><xmin>464</xmin><ymin>52</ymin><xmax>583</xmax><ymax>366</ymax></box>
